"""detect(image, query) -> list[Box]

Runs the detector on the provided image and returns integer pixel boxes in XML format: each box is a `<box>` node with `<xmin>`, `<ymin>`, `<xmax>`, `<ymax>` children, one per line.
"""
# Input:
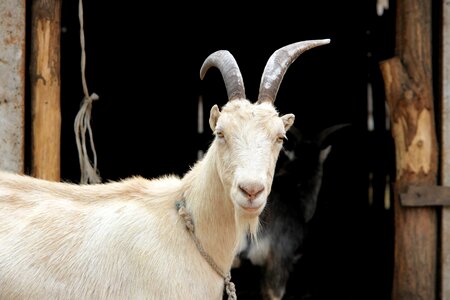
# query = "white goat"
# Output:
<box><xmin>0</xmin><ymin>39</ymin><xmax>329</xmax><ymax>300</ymax></box>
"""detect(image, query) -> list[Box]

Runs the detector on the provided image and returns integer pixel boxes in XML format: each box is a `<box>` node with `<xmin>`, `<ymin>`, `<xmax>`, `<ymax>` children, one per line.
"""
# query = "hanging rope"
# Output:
<box><xmin>74</xmin><ymin>0</ymin><xmax>101</xmax><ymax>184</ymax></box>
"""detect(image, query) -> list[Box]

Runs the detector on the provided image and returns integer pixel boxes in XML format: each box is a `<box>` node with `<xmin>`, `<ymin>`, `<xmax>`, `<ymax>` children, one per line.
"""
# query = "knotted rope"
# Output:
<box><xmin>74</xmin><ymin>0</ymin><xmax>101</xmax><ymax>184</ymax></box>
<box><xmin>176</xmin><ymin>200</ymin><xmax>237</xmax><ymax>300</ymax></box>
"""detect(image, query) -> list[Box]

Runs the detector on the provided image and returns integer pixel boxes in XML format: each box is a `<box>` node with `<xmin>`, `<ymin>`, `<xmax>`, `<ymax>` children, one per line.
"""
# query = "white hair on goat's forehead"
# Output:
<box><xmin>216</xmin><ymin>100</ymin><xmax>285</xmax><ymax>137</ymax></box>
<box><xmin>220</xmin><ymin>99</ymin><xmax>279</xmax><ymax>118</ymax></box>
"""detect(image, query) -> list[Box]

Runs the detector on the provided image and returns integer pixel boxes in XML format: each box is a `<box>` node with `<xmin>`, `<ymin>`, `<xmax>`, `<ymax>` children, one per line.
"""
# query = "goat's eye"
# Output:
<box><xmin>216</xmin><ymin>131</ymin><xmax>225</xmax><ymax>139</ymax></box>
<box><xmin>276</xmin><ymin>135</ymin><xmax>286</xmax><ymax>143</ymax></box>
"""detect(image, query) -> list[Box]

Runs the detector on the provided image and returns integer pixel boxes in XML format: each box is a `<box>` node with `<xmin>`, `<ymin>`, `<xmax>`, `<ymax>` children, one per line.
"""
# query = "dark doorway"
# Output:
<box><xmin>52</xmin><ymin>1</ymin><xmax>397</xmax><ymax>299</ymax></box>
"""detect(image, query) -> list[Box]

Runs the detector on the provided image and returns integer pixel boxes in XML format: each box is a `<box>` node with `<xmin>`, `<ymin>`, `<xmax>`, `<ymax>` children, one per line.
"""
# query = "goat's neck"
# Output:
<box><xmin>181</xmin><ymin>146</ymin><xmax>238</xmax><ymax>273</ymax></box>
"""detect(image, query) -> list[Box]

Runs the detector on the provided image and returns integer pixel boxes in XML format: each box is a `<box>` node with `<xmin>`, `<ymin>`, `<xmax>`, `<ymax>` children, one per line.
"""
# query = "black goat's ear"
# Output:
<box><xmin>302</xmin><ymin>192</ymin><xmax>320</xmax><ymax>223</ymax></box>
<box><xmin>209</xmin><ymin>105</ymin><xmax>221</xmax><ymax>131</ymax></box>
<box><xmin>320</xmin><ymin>145</ymin><xmax>332</xmax><ymax>163</ymax></box>
<box><xmin>317</xmin><ymin>123</ymin><xmax>351</xmax><ymax>148</ymax></box>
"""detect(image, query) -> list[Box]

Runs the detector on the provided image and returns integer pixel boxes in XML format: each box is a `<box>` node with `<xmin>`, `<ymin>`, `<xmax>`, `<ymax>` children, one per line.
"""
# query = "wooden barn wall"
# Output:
<box><xmin>442</xmin><ymin>0</ymin><xmax>450</xmax><ymax>298</ymax></box>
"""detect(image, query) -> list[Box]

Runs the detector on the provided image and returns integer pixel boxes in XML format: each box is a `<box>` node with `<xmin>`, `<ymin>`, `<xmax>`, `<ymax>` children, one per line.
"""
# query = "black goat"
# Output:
<box><xmin>233</xmin><ymin>124</ymin><xmax>348</xmax><ymax>300</ymax></box>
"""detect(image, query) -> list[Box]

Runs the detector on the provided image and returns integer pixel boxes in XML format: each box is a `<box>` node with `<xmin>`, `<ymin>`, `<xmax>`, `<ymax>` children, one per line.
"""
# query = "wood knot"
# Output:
<box><xmin>404</xmin><ymin>90</ymin><xmax>413</xmax><ymax>100</ymax></box>
<box><xmin>416</xmin><ymin>140</ymin><xmax>423</xmax><ymax>148</ymax></box>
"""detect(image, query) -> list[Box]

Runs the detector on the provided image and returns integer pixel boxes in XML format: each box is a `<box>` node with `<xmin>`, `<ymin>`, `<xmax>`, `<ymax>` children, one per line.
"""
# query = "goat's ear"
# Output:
<box><xmin>281</xmin><ymin>113</ymin><xmax>295</xmax><ymax>130</ymax></box>
<box><xmin>320</xmin><ymin>145</ymin><xmax>332</xmax><ymax>163</ymax></box>
<box><xmin>209</xmin><ymin>104</ymin><xmax>221</xmax><ymax>131</ymax></box>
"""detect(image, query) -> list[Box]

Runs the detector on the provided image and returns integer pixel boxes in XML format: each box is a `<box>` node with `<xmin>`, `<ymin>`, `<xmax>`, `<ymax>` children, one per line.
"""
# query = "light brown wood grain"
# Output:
<box><xmin>380</xmin><ymin>0</ymin><xmax>438</xmax><ymax>299</ymax></box>
<box><xmin>30</xmin><ymin>0</ymin><xmax>62</xmax><ymax>181</ymax></box>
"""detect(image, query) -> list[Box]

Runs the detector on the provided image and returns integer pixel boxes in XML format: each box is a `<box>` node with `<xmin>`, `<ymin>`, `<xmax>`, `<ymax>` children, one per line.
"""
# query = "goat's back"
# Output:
<box><xmin>0</xmin><ymin>171</ymin><xmax>224</xmax><ymax>299</ymax></box>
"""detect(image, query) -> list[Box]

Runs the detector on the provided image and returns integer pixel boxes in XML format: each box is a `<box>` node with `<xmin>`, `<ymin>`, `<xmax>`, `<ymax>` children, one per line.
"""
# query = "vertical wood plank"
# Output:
<box><xmin>441</xmin><ymin>1</ymin><xmax>450</xmax><ymax>298</ymax></box>
<box><xmin>380</xmin><ymin>0</ymin><xmax>438</xmax><ymax>299</ymax></box>
<box><xmin>0</xmin><ymin>0</ymin><xmax>26</xmax><ymax>173</ymax></box>
<box><xmin>30</xmin><ymin>0</ymin><xmax>62</xmax><ymax>181</ymax></box>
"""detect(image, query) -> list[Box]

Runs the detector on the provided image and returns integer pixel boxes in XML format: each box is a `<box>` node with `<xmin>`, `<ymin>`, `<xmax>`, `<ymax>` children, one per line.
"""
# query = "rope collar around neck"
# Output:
<box><xmin>175</xmin><ymin>199</ymin><xmax>237</xmax><ymax>300</ymax></box>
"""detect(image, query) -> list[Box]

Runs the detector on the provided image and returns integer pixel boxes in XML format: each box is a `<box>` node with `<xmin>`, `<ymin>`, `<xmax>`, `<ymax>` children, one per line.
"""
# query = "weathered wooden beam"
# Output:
<box><xmin>379</xmin><ymin>0</ymin><xmax>438</xmax><ymax>299</ymax></box>
<box><xmin>401</xmin><ymin>185</ymin><xmax>450</xmax><ymax>206</ymax></box>
<box><xmin>30</xmin><ymin>0</ymin><xmax>62</xmax><ymax>181</ymax></box>
<box><xmin>441</xmin><ymin>0</ymin><xmax>450</xmax><ymax>298</ymax></box>
<box><xmin>0</xmin><ymin>0</ymin><xmax>26</xmax><ymax>173</ymax></box>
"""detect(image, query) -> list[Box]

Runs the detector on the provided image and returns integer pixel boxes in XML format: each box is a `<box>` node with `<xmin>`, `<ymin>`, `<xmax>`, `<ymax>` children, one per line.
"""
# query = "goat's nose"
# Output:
<box><xmin>239</xmin><ymin>182</ymin><xmax>265</xmax><ymax>201</ymax></box>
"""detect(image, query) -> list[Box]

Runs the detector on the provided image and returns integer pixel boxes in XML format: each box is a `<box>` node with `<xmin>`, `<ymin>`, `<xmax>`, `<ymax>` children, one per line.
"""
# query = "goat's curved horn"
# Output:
<box><xmin>200</xmin><ymin>50</ymin><xmax>246</xmax><ymax>101</ymax></box>
<box><xmin>257</xmin><ymin>39</ymin><xmax>331</xmax><ymax>104</ymax></box>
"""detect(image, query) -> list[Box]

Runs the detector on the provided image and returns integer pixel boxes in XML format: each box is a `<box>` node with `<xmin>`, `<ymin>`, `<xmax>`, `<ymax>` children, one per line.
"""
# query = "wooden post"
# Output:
<box><xmin>30</xmin><ymin>0</ymin><xmax>62</xmax><ymax>181</ymax></box>
<box><xmin>0</xmin><ymin>0</ymin><xmax>26</xmax><ymax>173</ymax></box>
<box><xmin>379</xmin><ymin>0</ymin><xmax>438</xmax><ymax>299</ymax></box>
<box><xmin>441</xmin><ymin>1</ymin><xmax>450</xmax><ymax>298</ymax></box>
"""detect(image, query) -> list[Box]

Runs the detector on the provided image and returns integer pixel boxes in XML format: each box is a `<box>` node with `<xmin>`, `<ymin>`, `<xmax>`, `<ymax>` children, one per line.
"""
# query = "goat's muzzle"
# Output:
<box><xmin>239</xmin><ymin>182</ymin><xmax>264</xmax><ymax>201</ymax></box>
<box><xmin>234</xmin><ymin>180</ymin><xmax>266</xmax><ymax>216</ymax></box>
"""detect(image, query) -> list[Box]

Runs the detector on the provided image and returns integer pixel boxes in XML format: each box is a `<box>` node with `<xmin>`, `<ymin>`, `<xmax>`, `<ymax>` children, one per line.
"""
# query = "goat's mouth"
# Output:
<box><xmin>238</xmin><ymin>203</ymin><xmax>265</xmax><ymax>216</ymax></box>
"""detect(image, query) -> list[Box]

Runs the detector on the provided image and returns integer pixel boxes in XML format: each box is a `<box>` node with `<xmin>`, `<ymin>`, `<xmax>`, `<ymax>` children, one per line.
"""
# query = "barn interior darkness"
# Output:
<box><xmin>22</xmin><ymin>1</ymin><xmax>405</xmax><ymax>299</ymax></box>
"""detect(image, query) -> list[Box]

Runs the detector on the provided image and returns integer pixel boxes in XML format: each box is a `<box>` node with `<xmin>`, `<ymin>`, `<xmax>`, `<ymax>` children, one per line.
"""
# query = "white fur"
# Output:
<box><xmin>0</xmin><ymin>99</ymin><xmax>293</xmax><ymax>300</ymax></box>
